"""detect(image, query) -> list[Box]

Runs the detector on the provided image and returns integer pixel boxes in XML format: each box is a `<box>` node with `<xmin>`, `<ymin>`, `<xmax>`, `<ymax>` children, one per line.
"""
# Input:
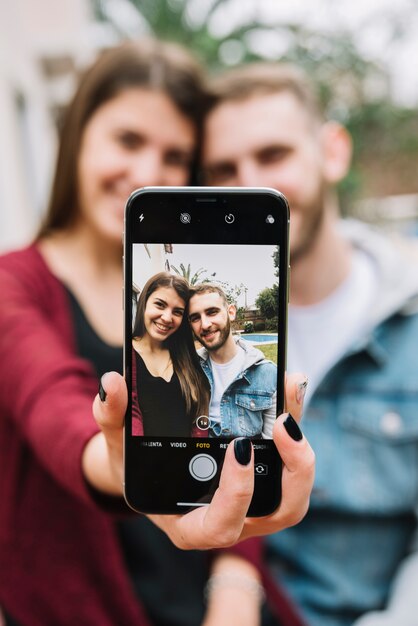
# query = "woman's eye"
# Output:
<box><xmin>117</xmin><ymin>131</ymin><xmax>144</xmax><ymax>150</ymax></box>
<box><xmin>165</xmin><ymin>151</ymin><xmax>192</xmax><ymax>168</ymax></box>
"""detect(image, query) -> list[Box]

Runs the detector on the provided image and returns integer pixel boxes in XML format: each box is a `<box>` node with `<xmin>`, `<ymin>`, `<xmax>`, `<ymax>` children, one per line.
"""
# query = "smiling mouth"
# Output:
<box><xmin>201</xmin><ymin>329</ymin><xmax>218</xmax><ymax>341</ymax></box>
<box><xmin>154</xmin><ymin>321</ymin><xmax>172</xmax><ymax>333</ymax></box>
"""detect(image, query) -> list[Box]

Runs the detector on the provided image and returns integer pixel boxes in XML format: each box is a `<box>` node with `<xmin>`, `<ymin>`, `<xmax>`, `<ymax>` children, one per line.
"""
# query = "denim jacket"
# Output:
<box><xmin>266</xmin><ymin>221</ymin><xmax>418</xmax><ymax>626</ymax></box>
<box><xmin>198</xmin><ymin>338</ymin><xmax>277</xmax><ymax>438</ymax></box>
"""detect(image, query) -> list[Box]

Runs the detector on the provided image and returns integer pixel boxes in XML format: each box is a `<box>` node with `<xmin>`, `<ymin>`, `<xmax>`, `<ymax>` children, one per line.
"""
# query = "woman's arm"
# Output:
<box><xmin>0</xmin><ymin>262</ymin><xmax>100</xmax><ymax>504</ymax></box>
<box><xmin>202</xmin><ymin>553</ymin><xmax>263</xmax><ymax>626</ymax></box>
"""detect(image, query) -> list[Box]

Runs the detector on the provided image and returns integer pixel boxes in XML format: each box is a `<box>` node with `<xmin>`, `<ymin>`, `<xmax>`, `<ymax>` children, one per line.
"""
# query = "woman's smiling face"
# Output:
<box><xmin>76</xmin><ymin>88</ymin><xmax>196</xmax><ymax>245</ymax></box>
<box><xmin>143</xmin><ymin>286</ymin><xmax>186</xmax><ymax>342</ymax></box>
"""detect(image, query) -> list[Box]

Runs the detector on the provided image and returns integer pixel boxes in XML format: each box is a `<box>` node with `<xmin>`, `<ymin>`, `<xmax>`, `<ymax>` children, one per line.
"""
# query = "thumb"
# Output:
<box><xmin>285</xmin><ymin>372</ymin><xmax>308</xmax><ymax>422</ymax></box>
<box><xmin>83</xmin><ymin>372</ymin><xmax>127</xmax><ymax>496</ymax></box>
<box><xmin>92</xmin><ymin>371</ymin><xmax>127</xmax><ymax>436</ymax></box>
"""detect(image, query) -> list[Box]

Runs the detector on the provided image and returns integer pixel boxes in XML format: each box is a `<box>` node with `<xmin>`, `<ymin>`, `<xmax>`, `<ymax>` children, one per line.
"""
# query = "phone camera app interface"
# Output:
<box><xmin>130</xmin><ymin>242</ymin><xmax>280</xmax><ymax>441</ymax></box>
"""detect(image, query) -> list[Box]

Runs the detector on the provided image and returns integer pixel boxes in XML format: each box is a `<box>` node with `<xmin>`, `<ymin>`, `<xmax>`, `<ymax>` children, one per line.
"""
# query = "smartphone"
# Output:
<box><xmin>123</xmin><ymin>187</ymin><xmax>289</xmax><ymax>516</ymax></box>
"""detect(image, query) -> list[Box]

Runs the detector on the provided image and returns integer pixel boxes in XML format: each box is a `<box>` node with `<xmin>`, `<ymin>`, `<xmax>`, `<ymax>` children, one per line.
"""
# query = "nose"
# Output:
<box><xmin>160</xmin><ymin>309</ymin><xmax>173</xmax><ymax>324</ymax></box>
<box><xmin>235</xmin><ymin>160</ymin><xmax>264</xmax><ymax>187</ymax></box>
<box><xmin>130</xmin><ymin>148</ymin><xmax>164</xmax><ymax>188</ymax></box>
<box><xmin>201</xmin><ymin>315</ymin><xmax>212</xmax><ymax>330</ymax></box>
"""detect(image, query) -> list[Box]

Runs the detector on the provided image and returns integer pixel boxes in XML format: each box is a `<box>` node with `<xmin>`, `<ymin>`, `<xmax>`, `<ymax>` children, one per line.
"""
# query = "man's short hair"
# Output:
<box><xmin>189</xmin><ymin>283</ymin><xmax>228</xmax><ymax>307</ymax></box>
<box><xmin>208</xmin><ymin>62</ymin><xmax>324</xmax><ymax>123</ymax></box>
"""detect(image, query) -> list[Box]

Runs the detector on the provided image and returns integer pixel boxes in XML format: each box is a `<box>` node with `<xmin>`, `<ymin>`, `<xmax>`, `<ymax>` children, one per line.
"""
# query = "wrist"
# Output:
<box><xmin>204</xmin><ymin>571</ymin><xmax>263</xmax><ymax>626</ymax></box>
<box><xmin>205</xmin><ymin>571</ymin><xmax>265</xmax><ymax>605</ymax></box>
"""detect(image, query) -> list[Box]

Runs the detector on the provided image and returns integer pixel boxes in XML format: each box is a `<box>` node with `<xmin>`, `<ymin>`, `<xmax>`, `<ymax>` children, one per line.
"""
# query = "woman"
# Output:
<box><xmin>131</xmin><ymin>272</ymin><xmax>209</xmax><ymax>437</ymax></box>
<box><xmin>0</xmin><ymin>37</ymin><xmax>314</xmax><ymax>626</ymax></box>
<box><xmin>0</xmin><ymin>39</ymin><xmax>218</xmax><ymax>626</ymax></box>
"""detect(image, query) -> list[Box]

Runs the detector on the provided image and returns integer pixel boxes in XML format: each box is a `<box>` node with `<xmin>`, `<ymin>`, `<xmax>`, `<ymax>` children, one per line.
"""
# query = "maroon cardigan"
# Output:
<box><xmin>0</xmin><ymin>245</ymin><xmax>305</xmax><ymax>626</ymax></box>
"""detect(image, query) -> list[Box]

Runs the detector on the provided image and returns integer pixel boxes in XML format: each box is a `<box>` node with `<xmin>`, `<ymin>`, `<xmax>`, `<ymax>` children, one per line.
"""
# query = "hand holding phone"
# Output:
<box><xmin>86</xmin><ymin>370</ymin><xmax>314</xmax><ymax>549</ymax></box>
<box><xmin>124</xmin><ymin>187</ymin><xmax>293</xmax><ymax>516</ymax></box>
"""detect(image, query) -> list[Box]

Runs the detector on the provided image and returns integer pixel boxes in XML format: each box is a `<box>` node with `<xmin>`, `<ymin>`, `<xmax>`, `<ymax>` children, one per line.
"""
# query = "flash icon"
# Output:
<box><xmin>139</xmin><ymin>214</ymin><xmax>144</xmax><ymax>222</ymax></box>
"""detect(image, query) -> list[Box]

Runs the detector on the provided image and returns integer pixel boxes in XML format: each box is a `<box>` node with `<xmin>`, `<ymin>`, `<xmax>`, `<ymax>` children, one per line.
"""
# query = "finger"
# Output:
<box><xmin>271</xmin><ymin>413</ymin><xmax>315</xmax><ymax>526</ymax></box>
<box><xmin>92</xmin><ymin>371</ymin><xmax>127</xmax><ymax>435</ymax></box>
<box><xmin>284</xmin><ymin>372</ymin><xmax>308</xmax><ymax>422</ymax></box>
<box><xmin>202</xmin><ymin>438</ymin><xmax>254</xmax><ymax>543</ymax></box>
<box><xmin>241</xmin><ymin>413</ymin><xmax>315</xmax><ymax>539</ymax></box>
<box><xmin>153</xmin><ymin>438</ymin><xmax>254</xmax><ymax>550</ymax></box>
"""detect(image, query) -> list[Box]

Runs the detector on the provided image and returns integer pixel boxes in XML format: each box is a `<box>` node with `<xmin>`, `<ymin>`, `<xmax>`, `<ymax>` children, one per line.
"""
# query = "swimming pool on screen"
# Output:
<box><xmin>240</xmin><ymin>333</ymin><xmax>278</xmax><ymax>345</ymax></box>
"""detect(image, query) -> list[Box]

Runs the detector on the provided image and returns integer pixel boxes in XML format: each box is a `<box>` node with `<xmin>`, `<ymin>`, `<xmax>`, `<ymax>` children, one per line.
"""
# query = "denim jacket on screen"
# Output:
<box><xmin>266</xmin><ymin>220</ymin><xmax>418</xmax><ymax>626</ymax></box>
<box><xmin>198</xmin><ymin>338</ymin><xmax>277</xmax><ymax>438</ymax></box>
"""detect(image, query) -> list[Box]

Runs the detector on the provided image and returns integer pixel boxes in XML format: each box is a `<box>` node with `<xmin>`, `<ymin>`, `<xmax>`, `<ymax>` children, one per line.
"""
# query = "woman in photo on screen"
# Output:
<box><xmin>131</xmin><ymin>271</ymin><xmax>209</xmax><ymax>437</ymax></box>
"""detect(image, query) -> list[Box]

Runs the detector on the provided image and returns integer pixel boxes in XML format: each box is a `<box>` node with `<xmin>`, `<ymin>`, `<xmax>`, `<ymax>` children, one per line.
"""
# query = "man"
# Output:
<box><xmin>188</xmin><ymin>283</ymin><xmax>278</xmax><ymax>438</ymax></box>
<box><xmin>202</xmin><ymin>62</ymin><xmax>418</xmax><ymax>626</ymax></box>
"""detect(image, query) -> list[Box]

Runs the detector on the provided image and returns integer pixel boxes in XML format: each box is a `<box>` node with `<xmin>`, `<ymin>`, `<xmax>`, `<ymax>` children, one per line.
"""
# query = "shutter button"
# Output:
<box><xmin>189</xmin><ymin>454</ymin><xmax>217</xmax><ymax>481</ymax></box>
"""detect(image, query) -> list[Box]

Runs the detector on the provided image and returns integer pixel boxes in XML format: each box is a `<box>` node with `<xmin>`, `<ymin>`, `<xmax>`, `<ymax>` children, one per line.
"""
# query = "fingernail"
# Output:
<box><xmin>296</xmin><ymin>376</ymin><xmax>308</xmax><ymax>404</ymax></box>
<box><xmin>234</xmin><ymin>438</ymin><xmax>252</xmax><ymax>465</ymax></box>
<box><xmin>99</xmin><ymin>379</ymin><xmax>107</xmax><ymax>402</ymax></box>
<box><xmin>283</xmin><ymin>414</ymin><xmax>303</xmax><ymax>441</ymax></box>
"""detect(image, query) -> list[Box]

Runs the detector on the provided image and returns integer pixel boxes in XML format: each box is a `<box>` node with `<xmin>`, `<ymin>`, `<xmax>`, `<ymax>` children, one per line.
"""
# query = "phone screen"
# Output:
<box><xmin>124</xmin><ymin>188</ymin><xmax>289</xmax><ymax>515</ymax></box>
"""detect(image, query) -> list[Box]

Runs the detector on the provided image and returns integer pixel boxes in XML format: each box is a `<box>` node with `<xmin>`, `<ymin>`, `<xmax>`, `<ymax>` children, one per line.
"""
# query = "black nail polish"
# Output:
<box><xmin>234</xmin><ymin>438</ymin><xmax>252</xmax><ymax>465</ymax></box>
<box><xmin>99</xmin><ymin>380</ymin><xmax>107</xmax><ymax>402</ymax></box>
<box><xmin>284</xmin><ymin>414</ymin><xmax>303</xmax><ymax>441</ymax></box>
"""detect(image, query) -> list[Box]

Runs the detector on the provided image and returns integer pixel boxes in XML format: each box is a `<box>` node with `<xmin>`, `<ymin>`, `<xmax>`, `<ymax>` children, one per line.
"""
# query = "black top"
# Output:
<box><xmin>65</xmin><ymin>287</ymin><xmax>121</xmax><ymax>379</ymax></box>
<box><xmin>64</xmin><ymin>287</ymin><xmax>207</xmax><ymax>626</ymax></box>
<box><xmin>135</xmin><ymin>351</ymin><xmax>192</xmax><ymax>437</ymax></box>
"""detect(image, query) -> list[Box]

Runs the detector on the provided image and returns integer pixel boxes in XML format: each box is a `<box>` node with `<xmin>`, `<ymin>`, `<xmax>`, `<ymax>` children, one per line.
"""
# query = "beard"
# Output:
<box><xmin>198</xmin><ymin>315</ymin><xmax>231</xmax><ymax>352</ymax></box>
<box><xmin>289</xmin><ymin>182</ymin><xmax>327</xmax><ymax>265</ymax></box>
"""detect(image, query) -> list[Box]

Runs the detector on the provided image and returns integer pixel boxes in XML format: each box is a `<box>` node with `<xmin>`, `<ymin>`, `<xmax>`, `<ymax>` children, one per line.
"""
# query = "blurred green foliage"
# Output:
<box><xmin>256</xmin><ymin>286</ymin><xmax>279</xmax><ymax>319</ymax></box>
<box><xmin>243</xmin><ymin>321</ymin><xmax>254</xmax><ymax>333</ymax></box>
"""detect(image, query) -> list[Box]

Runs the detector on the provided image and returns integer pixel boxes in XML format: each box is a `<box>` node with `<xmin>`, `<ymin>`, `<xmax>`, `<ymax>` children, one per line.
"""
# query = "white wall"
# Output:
<box><xmin>0</xmin><ymin>0</ymin><xmax>97</xmax><ymax>252</ymax></box>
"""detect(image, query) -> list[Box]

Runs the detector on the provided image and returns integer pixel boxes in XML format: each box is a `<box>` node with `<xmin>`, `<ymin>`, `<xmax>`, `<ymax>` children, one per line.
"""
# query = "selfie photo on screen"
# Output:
<box><xmin>131</xmin><ymin>243</ymin><xmax>279</xmax><ymax>439</ymax></box>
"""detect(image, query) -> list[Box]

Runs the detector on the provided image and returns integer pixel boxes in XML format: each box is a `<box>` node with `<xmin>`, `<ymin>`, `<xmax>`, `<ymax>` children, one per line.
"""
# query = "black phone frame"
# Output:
<box><xmin>123</xmin><ymin>187</ymin><xmax>289</xmax><ymax>516</ymax></box>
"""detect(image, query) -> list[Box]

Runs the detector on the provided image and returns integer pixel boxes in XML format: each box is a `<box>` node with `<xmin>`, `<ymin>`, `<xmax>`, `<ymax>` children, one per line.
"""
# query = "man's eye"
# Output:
<box><xmin>189</xmin><ymin>315</ymin><xmax>200</xmax><ymax>323</ymax></box>
<box><xmin>258</xmin><ymin>146</ymin><xmax>290</xmax><ymax>164</ymax></box>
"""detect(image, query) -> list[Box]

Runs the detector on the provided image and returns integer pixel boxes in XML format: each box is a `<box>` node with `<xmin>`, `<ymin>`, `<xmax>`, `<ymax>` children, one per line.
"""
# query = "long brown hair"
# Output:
<box><xmin>133</xmin><ymin>272</ymin><xmax>209</xmax><ymax>419</ymax></box>
<box><xmin>38</xmin><ymin>39</ymin><xmax>207</xmax><ymax>239</ymax></box>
